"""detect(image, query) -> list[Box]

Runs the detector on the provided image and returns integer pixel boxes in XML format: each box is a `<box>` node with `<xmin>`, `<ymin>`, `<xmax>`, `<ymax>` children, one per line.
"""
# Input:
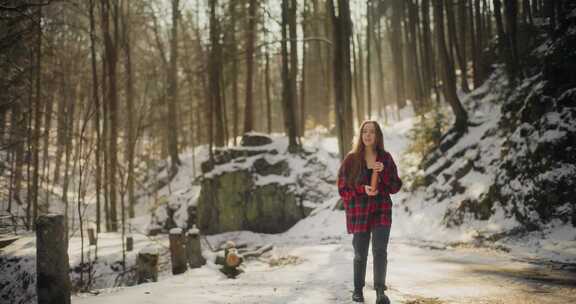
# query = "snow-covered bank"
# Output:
<box><xmin>392</xmin><ymin>70</ymin><xmax>576</xmax><ymax>265</ymax></box>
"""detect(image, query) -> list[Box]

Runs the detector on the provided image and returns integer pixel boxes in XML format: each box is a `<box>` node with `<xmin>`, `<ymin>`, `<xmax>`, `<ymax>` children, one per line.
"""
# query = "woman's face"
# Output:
<box><xmin>361</xmin><ymin>122</ymin><xmax>377</xmax><ymax>148</ymax></box>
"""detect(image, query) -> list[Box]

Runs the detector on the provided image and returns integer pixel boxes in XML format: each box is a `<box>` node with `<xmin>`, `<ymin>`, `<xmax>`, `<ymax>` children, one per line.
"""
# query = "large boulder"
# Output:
<box><xmin>196</xmin><ymin>135</ymin><xmax>324</xmax><ymax>234</ymax></box>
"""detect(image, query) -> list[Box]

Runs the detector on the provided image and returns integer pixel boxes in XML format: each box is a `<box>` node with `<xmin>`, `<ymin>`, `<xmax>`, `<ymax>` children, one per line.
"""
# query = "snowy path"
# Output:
<box><xmin>73</xmin><ymin>233</ymin><xmax>576</xmax><ymax>304</ymax></box>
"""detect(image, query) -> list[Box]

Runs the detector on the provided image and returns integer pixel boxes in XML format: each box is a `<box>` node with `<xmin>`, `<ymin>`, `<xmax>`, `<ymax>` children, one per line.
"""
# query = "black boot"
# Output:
<box><xmin>353</xmin><ymin>259</ymin><xmax>367</xmax><ymax>302</ymax></box>
<box><xmin>375</xmin><ymin>286</ymin><xmax>390</xmax><ymax>304</ymax></box>
<box><xmin>352</xmin><ymin>288</ymin><xmax>364</xmax><ymax>302</ymax></box>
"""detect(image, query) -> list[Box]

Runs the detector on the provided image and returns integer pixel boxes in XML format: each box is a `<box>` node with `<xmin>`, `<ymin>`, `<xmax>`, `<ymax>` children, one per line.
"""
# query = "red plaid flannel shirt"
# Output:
<box><xmin>338</xmin><ymin>151</ymin><xmax>402</xmax><ymax>234</ymax></box>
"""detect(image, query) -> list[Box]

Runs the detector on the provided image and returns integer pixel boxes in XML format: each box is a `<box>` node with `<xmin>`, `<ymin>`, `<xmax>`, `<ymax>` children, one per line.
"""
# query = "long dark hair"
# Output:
<box><xmin>343</xmin><ymin>120</ymin><xmax>385</xmax><ymax>187</ymax></box>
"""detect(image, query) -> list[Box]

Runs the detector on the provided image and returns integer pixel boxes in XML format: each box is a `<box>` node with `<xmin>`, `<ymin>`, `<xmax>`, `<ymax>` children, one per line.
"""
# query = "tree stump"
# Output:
<box><xmin>36</xmin><ymin>214</ymin><xmax>71</xmax><ymax>304</ymax></box>
<box><xmin>136</xmin><ymin>246</ymin><xmax>159</xmax><ymax>284</ymax></box>
<box><xmin>185</xmin><ymin>225</ymin><xmax>205</xmax><ymax>268</ymax></box>
<box><xmin>169</xmin><ymin>228</ymin><xmax>187</xmax><ymax>275</ymax></box>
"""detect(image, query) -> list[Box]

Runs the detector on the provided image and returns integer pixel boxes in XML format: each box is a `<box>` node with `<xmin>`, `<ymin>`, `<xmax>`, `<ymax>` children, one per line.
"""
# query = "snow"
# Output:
<box><xmin>170</xmin><ymin>228</ymin><xmax>183</xmax><ymax>235</ymax></box>
<box><xmin>187</xmin><ymin>226</ymin><xmax>200</xmax><ymax>235</ymax></box>
<box><xmin>3</xmin><ymin>87</ymin><xmax>576</xmax><ymax>304</ymax></box>
<box><xmin>75</xmin><ymin>103</ymin><xmax>576</xmax><ymax>302</ymax></box>
<box><xmin>140</xmin><ymin>244</ymin><xmax>161</xmax><ymax>255</ymax></box>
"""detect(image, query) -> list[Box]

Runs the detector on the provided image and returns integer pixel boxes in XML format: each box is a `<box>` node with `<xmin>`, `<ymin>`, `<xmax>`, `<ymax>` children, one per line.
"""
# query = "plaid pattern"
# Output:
<box><xmin>338</xmin><ymin>151</ymin><xmax>402</xmax><ymax>234</ymax></box>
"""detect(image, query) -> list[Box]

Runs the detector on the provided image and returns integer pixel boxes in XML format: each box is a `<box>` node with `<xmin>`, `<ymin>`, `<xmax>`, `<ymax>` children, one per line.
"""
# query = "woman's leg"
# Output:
<box><xmin>372</xmin><ymin>226</ymin><xmax>391</xmax><ymax>289</ymax></box>
<box><xmin>352</xmin><ymin>232</ymin><xmax>370</xmax><ymax>291</ymax></box>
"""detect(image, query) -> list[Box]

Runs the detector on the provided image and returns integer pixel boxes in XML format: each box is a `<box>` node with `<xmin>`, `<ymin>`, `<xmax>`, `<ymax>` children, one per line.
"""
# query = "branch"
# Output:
<box><xmin>0</xmin><ymin>1</ymin><xmax>54</xmax><ymax>12</ymax></box>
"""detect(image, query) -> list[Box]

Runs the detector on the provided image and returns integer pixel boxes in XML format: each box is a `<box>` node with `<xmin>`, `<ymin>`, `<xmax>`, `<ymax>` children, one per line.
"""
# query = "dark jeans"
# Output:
<box><xmin>353</xmin><ymin>226</ymin><xmax>391</xmax><ymax>290</ymax></box>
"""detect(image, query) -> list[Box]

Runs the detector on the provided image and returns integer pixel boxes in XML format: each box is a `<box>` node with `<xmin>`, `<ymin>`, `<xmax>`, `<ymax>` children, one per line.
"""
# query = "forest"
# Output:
<box><xmin>1</xmin><ymin>0</ymin><xmax>575</xmax><ymax>303</ymax></box>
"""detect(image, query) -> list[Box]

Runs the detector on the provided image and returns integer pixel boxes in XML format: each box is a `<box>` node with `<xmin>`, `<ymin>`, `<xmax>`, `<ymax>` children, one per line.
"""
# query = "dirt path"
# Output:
<box><xmin>383</xmin><ymin>241</ymin><xmax>576</xmax><ymax>303</ymax></box>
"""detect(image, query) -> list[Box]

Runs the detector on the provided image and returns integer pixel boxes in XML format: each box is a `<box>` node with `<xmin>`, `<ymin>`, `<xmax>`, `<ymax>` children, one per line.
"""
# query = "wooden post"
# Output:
<box><xmin>126</xmin><ymin>235</ymin><xmax>133</xmax><ymax>252</ymax></box>
<box><xmin>136</xmin><ymin>246</ymin><xmax>159</xmax><ymax>284</ymax></box>
<box><xmin>185</xmin><ymin>225</ymin><xmax>206</xmax><ymax>268</ymax></box>
<box><xmin>169</xmin><ymin>227</ymin><xmax>187</xmax><ymax>274</ymax></box>
<box><xmin>87</xmin><ymin>228</ymin><xmax>97</xmax><ymax>246</ymax></box>
<box><xmin>36</xmin><ymin>214</ymin><xmax>71</xmax><ymax>304</ymax></box>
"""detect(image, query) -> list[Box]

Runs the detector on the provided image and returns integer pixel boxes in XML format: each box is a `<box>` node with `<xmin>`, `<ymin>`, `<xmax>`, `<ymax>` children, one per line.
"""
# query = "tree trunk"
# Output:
<box><xmin>406</xmin><ymin>0</ymin><xmax>425</xmax><ymax>113</ymax></box>
<box><xmin>300</xmin><ymin>3</ymin><xmax>307</xmax><ymax>137</ymax></box>
<box><xmin>31</xmin><ymin>5</ymin><xmax>42</xmax><ymax>225</ymax></box>
<box><xmin>281</xmin><ymin>0</ymin><xmax>299</xmax><ymax>153</ymax></box>
<box><xmin>101</xmin><ymin>47</ymin><xmax>110</xmax><ymax>232</ymax></box>
<box><xmin>101</xmin><ymin>0</ymin><xmax>119</xmax><ymax>232</ymax></box>
<box><xmin>122</xmin><ymin>0</ymin><xmax>136</xmax><ymax>219</ymax></box>
<box><xmin>265</xmin><ymin>49</ymin><xmax>272</xmax><ymax>134</ymax></box>
<box><xmin>61</xmin><ymin>71</ymin><xmax>75</xmax><ymax>224</ymax></box>
<box><xmin>434</xmin><ymin>0</ymin><xmax>468</xmax><ymax>132</ymax></box>
<box><xmin>243</xmin><ymin>0</ymin><xmax>257</xmax><ymax>134</ymax></box>
<box><xmin>89</xmin><ymin>0</ymin><xmax>102</xmax><ymax>233</ymax></box>
<box><xmin>229</xmin><ymin>1</ymin><xmax>239</xmax><ymax>145</ymax></box>
<box><xmin>329</xmin><ymin>0</ymin><xmax>354</xmax><ymax>159</ymax></box>
<box><xmin>355</xmin><ymin>34</ymin><xmax>365</xmax><ymax>122</ymax></box>
<box><xmin>458</xmin><ymin>0</ymin><xmax>469</xmax><ymax>92</ymax></box>
<box><xmin>493</xmin><ymin>0</ymin><xmax>507</xmax><ymax>59</ymax></box>
<box><xmin>446</xmin><ymin>0</ymin><xmax>470</xmax><ymax>93</ymax></box>
<box><xmin>11</xmin><ymin>95</ymin><xmax>25</xmax><ymax>214</ymax></box>
<box><xmin>53</xmin><ymin>70</ymin><xmax>66</xmax><ymax>185</ymax></box>
<box><xmin>374</xmin><ymin>15</ymin><xmax>388</xmax><ymax>120</ymax></box>
<box><xmin>289</xmin><ymin>0</ymin><xmax>299</xmax><ymax>139</ymax></box>
<box><xmin>366</xmin><ymin>0</ymin><xmax>372</xmax><ymax>117</ymax></box>
<box><xmin>168</xmin><ymin>0</ymin><xmax>182</xmax><ymax>171</ymax></box>
<box><xmin>390</xmin><ymin>0</ymin><xmax>406</xmax><ymax>110</ymax></box>
<box><xmin>208</xmin><ymin>0</ymin><xmax>224</xmax><ymax>152</ymax></box>
<box><xmin>421</xmin><ymin>0</ymin><xmax>435</xmax><ymax>102</ymax></box>
<box><xmin>504</xmin><ymin>0</ymin><xmax>519</xmax><ymax>82</ymax></box>
<box><xmin>41</xmin><ymin>87</ymin><xmax>53</xmax><ymax>210</ymax></box>
<box><xmin>483</xmin><ymin>0</ymin><xmax>492</xmax><ymax>37</ymax></box>
<box><xmin>352</xmin><ymin>35</ymin><xmax>363</xmax><ymax>125</ymax></box>
<box><xmin>522</xmin><ymin>0</ymin><xmax>533</xmax><ymax>25</ymax></box>
<box><xmin>474</xmin><ymin>0</ymin><xmax>484</xmax><ymax>86</ymax></box>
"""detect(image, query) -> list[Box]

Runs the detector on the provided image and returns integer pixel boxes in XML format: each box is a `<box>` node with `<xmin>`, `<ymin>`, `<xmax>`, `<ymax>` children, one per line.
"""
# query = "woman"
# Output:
<box><xmin>337</xmin><ymin>120</ymin><xmax>402</xmax><ymax>304</ymax></box>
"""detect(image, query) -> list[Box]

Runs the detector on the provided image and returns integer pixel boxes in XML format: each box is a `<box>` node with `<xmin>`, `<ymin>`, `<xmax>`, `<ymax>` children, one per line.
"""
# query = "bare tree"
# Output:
<box><xmin>207</xmin><ymin>0</ymin><xmax>225</xmax><ymax>152</ymax></box>
<box><xmin>329</xmin><ymin>0</ymin><xmax>354</xmax><ymax>159</ymax></box>
<box><xmin>281</xmin><ymin>0</ymin><xmax>300</xmax><ymax>153</ymax></box>
<box><xmin>101</xmin><ymin>0</ymin><xmax>119</xmax><ymax>232</ymax></box>
<box><xmin>88</xmin><ymin>0</ymin><xmax>102</xmax><ymax>232</ymax></box>
<box><xmin>167</xmin><ymin>0</ymin><xmax>182</xmax><ymax>171</ymax></box>
<box><xmin>243</xmin><ymin>0</ymin><xmax>258</xmax><ymax>135</ymax></box>
<box><xmin>434</xmin><ymin>0</ymin><xmax>468</xmax><ymax>133</ymax></box>
<box><xmin>30</xmin><ymin>5</ymin><xmax>43</xmax><ymax>226</ymax></box>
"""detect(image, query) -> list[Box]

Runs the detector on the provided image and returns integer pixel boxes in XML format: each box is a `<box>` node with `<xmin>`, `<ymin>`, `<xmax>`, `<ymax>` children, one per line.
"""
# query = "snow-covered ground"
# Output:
<box><xmin>69</xmin><ymin>105</ymin><xmax>574</xmax><ymax>303</ymax></box>
<box><xmin>2</xmin><ymin>103</ymin><xmax>575</xmax><ymax>304</ymax></box>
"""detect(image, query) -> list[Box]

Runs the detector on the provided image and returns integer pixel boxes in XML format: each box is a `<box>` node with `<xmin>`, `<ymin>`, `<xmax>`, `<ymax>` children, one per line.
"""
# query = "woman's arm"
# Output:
<box><xmin>377</xmin><ymin>152</ymin><xmax>402</xmax><ymax>195</ymax></box>
<box><xmin>337</xmin><ymin>155</ymin><xmax>366</xmax><ymax>203</ymax></box>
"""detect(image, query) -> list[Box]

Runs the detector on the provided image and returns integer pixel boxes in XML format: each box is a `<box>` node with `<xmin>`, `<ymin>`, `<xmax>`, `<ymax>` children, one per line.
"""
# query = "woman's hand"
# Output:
<box><xmin>374</xmin><ymin>161</ymin><xmax>384</xmax><ymax>173</ymax></box>
<box><xmin>364</xmin><ymin>185</ymin><xmax>379</xmax><ymax>196</ymax></box>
